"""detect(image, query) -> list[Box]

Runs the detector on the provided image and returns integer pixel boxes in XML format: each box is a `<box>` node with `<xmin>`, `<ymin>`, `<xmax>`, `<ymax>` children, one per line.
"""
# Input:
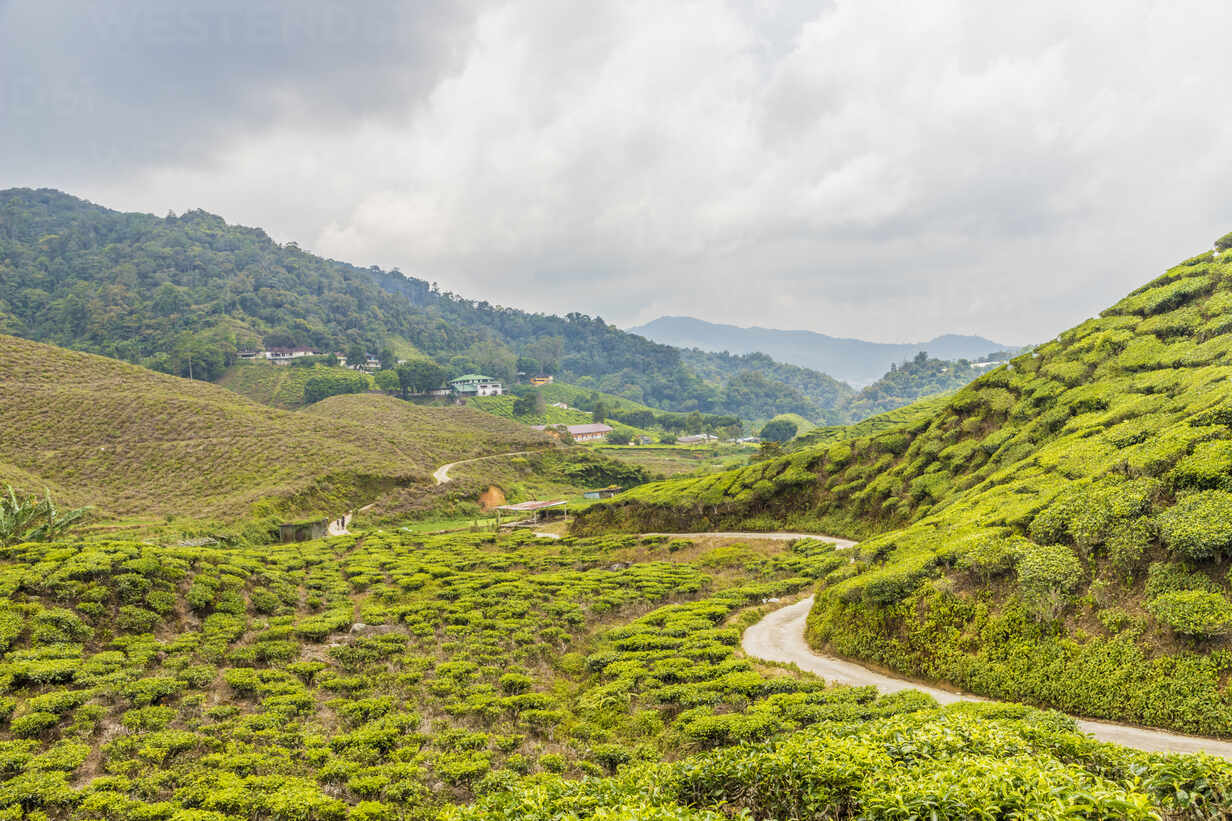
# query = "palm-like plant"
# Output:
<box><xmin>0</xmin><ymin>486</ymin><xmax>90</xmax><ymax>546</ymax></box>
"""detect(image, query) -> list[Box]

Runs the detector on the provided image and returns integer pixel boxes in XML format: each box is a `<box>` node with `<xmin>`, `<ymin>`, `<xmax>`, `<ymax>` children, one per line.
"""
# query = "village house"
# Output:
<box><xmin>264</xmin><ymin>347</ymin><xmax>322</xmax><ymax>364</ymax></box>
<box><xmin>449</xmin><ymin>374</ymin><xmax>505</xmax><ymax>396</ymax></box>
<box><xmin>531</xmin><ymin>422</ymin><xmax>613</xmax><ymax>442</ymax></box>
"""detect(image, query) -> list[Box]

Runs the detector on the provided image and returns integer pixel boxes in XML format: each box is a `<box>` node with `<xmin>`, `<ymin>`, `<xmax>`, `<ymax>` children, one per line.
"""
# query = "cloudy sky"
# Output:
<box><xmin>3</xmin><ymin>0</ymin><xmax>1231</xmax><ymax>345</ymax></box>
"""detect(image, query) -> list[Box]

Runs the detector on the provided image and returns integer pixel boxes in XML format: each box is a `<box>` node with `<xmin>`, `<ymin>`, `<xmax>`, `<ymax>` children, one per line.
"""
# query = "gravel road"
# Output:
<box><xmin>743</xmin><ymin>595</ymin><xmax>1232</xmax><ymax>757</ymax></box>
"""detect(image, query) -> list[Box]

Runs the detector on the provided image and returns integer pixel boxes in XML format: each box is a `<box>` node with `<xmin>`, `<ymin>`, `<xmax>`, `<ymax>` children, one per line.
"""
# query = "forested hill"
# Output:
<box><xmin>840</xmin><ymin>351</ymin><xmax>1006</xmax><ymax>420</ymax></box>
<box><xmin>0</xmin><ymin>187</ymin><xmax>855</xmax><ymax>421</ymax></box>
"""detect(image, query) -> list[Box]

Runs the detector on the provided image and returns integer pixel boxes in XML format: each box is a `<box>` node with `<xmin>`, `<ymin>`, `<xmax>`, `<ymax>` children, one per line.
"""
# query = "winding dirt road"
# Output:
<box><xmin>743</xmin><ymin>595</ymin><xmax>1232</xmax><ymax>757</ymax></box>
<box><xmin>432</xmin><ymin>451</ymin><xmax>541</xmax><ymax>485</ymax></box>
<box><xmin>646</xmin><ymin>532</ymin><xmax>858</xmax><ymax>546</ymax></box>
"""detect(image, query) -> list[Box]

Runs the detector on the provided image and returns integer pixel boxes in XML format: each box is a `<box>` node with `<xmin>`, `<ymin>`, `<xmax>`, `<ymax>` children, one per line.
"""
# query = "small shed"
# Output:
<box><xmin>496</xmin><ymin>499</ymin><xmax>567</xmax><ymax>527</ymax></box>
<box><xmin>583</xmin><ymin>486</ymin><xmax>623</xmax><ymax>500</ymax></box>
<box><xmin>279</xmin><ymin>518</ymin><xmax>328</xmax><ymax>543</ymax></box>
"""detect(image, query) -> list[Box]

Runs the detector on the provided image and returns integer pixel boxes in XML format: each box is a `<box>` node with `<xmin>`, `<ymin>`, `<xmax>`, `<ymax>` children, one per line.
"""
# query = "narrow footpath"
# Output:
<box><xmin>743</xmin><ymin>595</ymin><xmax>1232</xmax><ymax>758</ymax></box>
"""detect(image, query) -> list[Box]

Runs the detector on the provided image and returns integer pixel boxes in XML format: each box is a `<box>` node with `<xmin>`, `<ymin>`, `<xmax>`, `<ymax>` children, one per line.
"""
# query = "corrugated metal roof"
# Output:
<box><xmin>566</xmin><ymin>423</ymin><xmax>613</xmax><ymax>435</ymax></box>
<box><xmin>497</xmin><ymin>499</ymin><xmax>567</xmax><ymax>511</ymax></box>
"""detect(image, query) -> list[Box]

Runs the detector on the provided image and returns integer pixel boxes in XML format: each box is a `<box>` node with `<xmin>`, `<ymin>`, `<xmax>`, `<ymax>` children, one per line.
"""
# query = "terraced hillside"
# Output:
<box><xmin>577</xmin><ymin>237</ymin><xmax>1232</xmax><ymax>735</ymax></box>
<box><xmin>3</xmin><ymin>532</ymin><xmax>1231</xmax><ymax>819</ymax></box>
<box><xmin>217</xmin><ymin>361</ymin><xmax>373</xmax><ymax>410</ymax></box>
<box><xmin>0</xmin><ymin>334</ymin><xmax>549</xmax><ymax>520</ymax></box>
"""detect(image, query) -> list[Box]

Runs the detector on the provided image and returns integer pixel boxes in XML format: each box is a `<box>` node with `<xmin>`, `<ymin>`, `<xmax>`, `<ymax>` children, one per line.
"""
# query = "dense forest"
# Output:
<box><xmin>0</xmin><ymin>189</ymin><xmax>996</xmax><ymax>424</ymax></box>
<box><xmin>839</xmin><ymin>352</ymin><xmax>991</xmax><ymax>420</ymax></box>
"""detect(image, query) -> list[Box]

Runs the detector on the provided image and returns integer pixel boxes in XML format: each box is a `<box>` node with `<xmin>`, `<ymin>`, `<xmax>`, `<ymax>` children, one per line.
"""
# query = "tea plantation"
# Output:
<box><xmin>574</xmin><ymin>240</ymin><xmax>1232</xmax><ymax>735</ymax></box>
<box><xmin>3</xmin><ymin>531</ymin><xmax>1232</xmax><ymax>820</ymax></box>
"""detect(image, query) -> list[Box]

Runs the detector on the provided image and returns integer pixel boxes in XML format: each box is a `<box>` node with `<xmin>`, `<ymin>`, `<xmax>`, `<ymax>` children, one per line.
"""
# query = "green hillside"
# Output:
<box><xmin>840</xmin><ymin>352</ymin><xmax>997</xmax><ymax>420</ymax></box>
<box><xmin>217</xmin><ymin>361</ymin><xmax>374</xmax><ymax>410</ymax></box>
<box><xmin>0</xmin><ymin>334</ymin><xmax>548</xmax><ymax>522</ymax></box>
<box><xmin>0</xmin><ymin>188</ymin><xmax>867</xmax><ymax>422</ymax></box>
<box><xmin>0</xmin><ymin>531</ymin><xmax>1228</xmax><ymax>819</ymax></box>
<box><xmin>576</xmin><ymin>236</ymin><xmax>1232</xmax><ymax>735</ymax></box>
<box><xmin>214</xmin><ymin>359</ymin><xmax>374</xmax><ymax>406</ymax></box>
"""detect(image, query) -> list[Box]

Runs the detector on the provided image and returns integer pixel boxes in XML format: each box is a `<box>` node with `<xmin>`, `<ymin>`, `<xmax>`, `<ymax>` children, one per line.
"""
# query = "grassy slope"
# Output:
<box><xmin>0</xmin><ymin>335</ymin><xmax>548</xmax><ymax>520</ymax></box>
<box><xmin>1</xmin><ymin>532</ymin><xmax>1228</xmax><ymax>820</ymax></box>
<box><xmin>577</xmin><ymin>243</ymin><xmax>1232</xmax><ymax>735</ymax></box>
<box><xmin>217</xmin><ymin>361</ymin><xmax>373</xmax><ymax>410</ymax></box>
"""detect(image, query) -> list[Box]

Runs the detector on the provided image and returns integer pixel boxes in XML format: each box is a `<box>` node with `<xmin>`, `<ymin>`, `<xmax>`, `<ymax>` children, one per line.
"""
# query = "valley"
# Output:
<box><xmin>4</xmin><ymin>197</ymin><xmax>1232</xmax><ymax>818</ymax></box>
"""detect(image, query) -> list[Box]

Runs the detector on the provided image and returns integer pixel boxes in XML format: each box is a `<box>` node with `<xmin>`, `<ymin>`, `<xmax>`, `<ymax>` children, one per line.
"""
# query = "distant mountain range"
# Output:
<box><xmin>629</xmin><ymin>316</ymin><xmax>1012</xmax><ymax>386</ymax></box>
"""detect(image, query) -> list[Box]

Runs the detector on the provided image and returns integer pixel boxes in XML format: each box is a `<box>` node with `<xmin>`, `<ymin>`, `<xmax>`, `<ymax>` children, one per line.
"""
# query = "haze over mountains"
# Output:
<box><xmin>630</xmin><ymin>316</ymin><xmax>1011</xmax><ymax>386</ymax></box>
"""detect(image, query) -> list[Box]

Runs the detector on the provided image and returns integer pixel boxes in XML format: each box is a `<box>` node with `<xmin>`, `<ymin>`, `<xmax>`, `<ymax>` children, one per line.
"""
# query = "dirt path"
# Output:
<box><xmin>743</xmin><ymin>595</ymin><xmax>1232</xmax><ymax>758</ymax></box>
<box><xmin>645</xmin><ymin>532</ymin><xmax>857</xmax><ymax>547</ymax></box>
<box><xmin>432</xmin><ymin>450</ymin><xmax>541</xmax><ymax>485</ymax></box>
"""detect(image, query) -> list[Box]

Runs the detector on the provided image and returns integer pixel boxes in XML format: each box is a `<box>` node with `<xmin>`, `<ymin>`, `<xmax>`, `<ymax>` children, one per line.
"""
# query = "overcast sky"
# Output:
<box><xmin>4</xmin><ymin>0</ymin><xmax>1231</xmax><ymax>345</ymax></box>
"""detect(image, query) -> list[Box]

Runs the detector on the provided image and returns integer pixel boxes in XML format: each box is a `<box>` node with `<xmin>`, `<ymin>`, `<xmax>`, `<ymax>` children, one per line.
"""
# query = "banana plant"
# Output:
<box><xmin>0</xmin><ymin>485</ymin><xmax>90</xmax><ymax>546</ymax></box>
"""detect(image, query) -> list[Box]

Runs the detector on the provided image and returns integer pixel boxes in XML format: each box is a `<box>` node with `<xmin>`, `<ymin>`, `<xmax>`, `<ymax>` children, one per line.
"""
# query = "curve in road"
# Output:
<box><xmin>432</xmin><ymin>450</ymin><xmax>541</xmax><ymax>485</ymax></box>
<box><xmin>743</xmin><ymin>595</ymin><xmax>1232</xmax><ymax>757</ymax></box>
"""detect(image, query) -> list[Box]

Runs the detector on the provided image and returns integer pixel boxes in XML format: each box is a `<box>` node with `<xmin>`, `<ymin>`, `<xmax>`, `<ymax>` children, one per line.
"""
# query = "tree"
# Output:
<box><xmin>512</xmin><ymin>389</ymin><xmax>545</xmax><ymax>418</ymax></box>
<box><xmin>0</xmin><ymin>486</ymin><xmax>90</xmax><ymax>546</ymax></box>
<box><xmin>345</xmin><ymin>342</ymin><xmax>367</xmax><ymax>369</ymax></box>
<box><xmin>525</xmin><ymin>336</ymin><xmax>565</xmax><ymax>374</ymax></box>
<box><xmin>1216</xmin><ymin>231</ymin><xmax>1232</xmax><ymax>252</ymax></box>
<box><xmin>759</xmin><ymin>419</ymin><xmax>798</xmax><ymax>443</ymax></box>
<box><xmin>397</xmin><ymin>359</ymin><xmax>447</xmax><ymax>399</ymax></box>
<box><xmin>303</xmin><ymin>372</ymin><xmax>368</xmax><ymax>404</ymax></box>
<box><xmin>685</xmin><ymin>412</ymin><xmax>704</xmax><ymax>434</ymax></box>
<box><xmin>607</xmin><ymin>430</ymin><xmax>632</xmax><ymax>445</ymax></box>
<box><xmin>592</xmin><ymin>402</ymin><xmax>609</xmax><ymax>424</ymax></box>
<box><xmin>516</xmin><ymin>357</ymin><xmax>540</xmax><ymax>377</ymax></box>
<box><xmin>374</xmin><ymin>369</ymin><xmax>400</xmax><ymax>394</ymax></box>
<box><xmin>379</xmin><ymin>346</ymin><xmax>398</xmax><ymax>371</ymax></box>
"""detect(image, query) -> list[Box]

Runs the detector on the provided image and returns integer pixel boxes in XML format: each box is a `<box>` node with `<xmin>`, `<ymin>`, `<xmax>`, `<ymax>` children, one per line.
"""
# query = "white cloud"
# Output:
<box><xmin>8</xmin><ymin>0</ymin><xmax>1232</xmax><ymax>344</ymax></box>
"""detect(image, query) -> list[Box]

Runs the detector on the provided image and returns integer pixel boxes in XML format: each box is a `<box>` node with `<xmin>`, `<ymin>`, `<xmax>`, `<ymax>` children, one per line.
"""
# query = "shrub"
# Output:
<box><xmin>11</xmin><ymin>711</ymin><xmax>59</xmax><ymax>738</ymax></box>
<box><xmin>1145</xmin><ymin>561</ymin><xmax>1219</xmax><ymax>600</ymax></box>
<box><xmin>499</xmin><ymin>673</ymin><xmax>532</xmax><ymax>695</ymax></box>
<box><xmin>591</xmin><ymin>744</ymin><xmax>632</xmax><ymax>773</ymax></box>
<box><xmin>1015</xmin><ymin>544</ymin><xmax>1083</xmax><ymax>620</ymax></box>
<box><xmin>1148</xmin><ymin>590</ymin><xmax>1232</xmax><ymax>638</ymax></box>
<box><xmin>538</xmin><ymin>753</ymin><xmax>567</xmax><ymax>773</ymax></box>
<box><xmin>957</xmin><ymin>535</ymin><xmax>1024</xmax><ymax>582</ymax></box>
<box><xmin>1157</xmin><ymin>490</ymin><xmax>1232</xmax><ymax>560</ymax></box>
<box><xmin>1107</xmin><ymin>518</ymin><xmax>1154</xmax><ymax>580</ymax></box>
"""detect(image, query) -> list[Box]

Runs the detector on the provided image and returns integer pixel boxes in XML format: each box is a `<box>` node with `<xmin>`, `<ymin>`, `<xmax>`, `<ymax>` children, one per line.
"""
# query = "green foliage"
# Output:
<box><xmin>758</xmin><ymin>419</ymin><xmax>798</xmax><ymax>443</ymax></box>
<box><xmin>0</xmin><ymin>188</ymin><xmax>869</xmax><ymax>422</ymax></box>
<box><xmin>0</xmin><ymin>334</ymin><xmax>550</xmax><ymax>521</ymax></box>
<box><xmin>0</xmin><ymin>486</ymin><xmax>89</xmax><ymax>546</ymax></box>
<box><xmin>1157</xmin><ymin>490</ymin><xmax>1232</xmax><ymax>560</ymax></box>
<box><xmin>1017</xmin><ymin>544</ymin><xmax>1084</xmax><ymax>620</ymax></box>
<box><xmin>1148</xmin><ymin>590</ymin><xmax>1232</xmax><ymax>638</ymax></box>
<box><xmin>304</xmin><ymin>371</ymin><xmax>371</xmax><ymax>405</ymax></box>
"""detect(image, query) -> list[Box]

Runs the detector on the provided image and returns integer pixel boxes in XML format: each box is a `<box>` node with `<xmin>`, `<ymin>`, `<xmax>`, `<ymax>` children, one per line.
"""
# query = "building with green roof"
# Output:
<box><xmin>448</xmin><ymin>374</ymin><xmax>505</xmax><ymax>396</ymax></box>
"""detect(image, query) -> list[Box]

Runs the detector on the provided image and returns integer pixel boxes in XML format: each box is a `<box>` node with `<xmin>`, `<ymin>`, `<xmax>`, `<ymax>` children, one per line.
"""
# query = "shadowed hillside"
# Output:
<box><xmin>0</xmin><ymin>334</ymin><xmax>550</xmax><ymax>520</ymax></box>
